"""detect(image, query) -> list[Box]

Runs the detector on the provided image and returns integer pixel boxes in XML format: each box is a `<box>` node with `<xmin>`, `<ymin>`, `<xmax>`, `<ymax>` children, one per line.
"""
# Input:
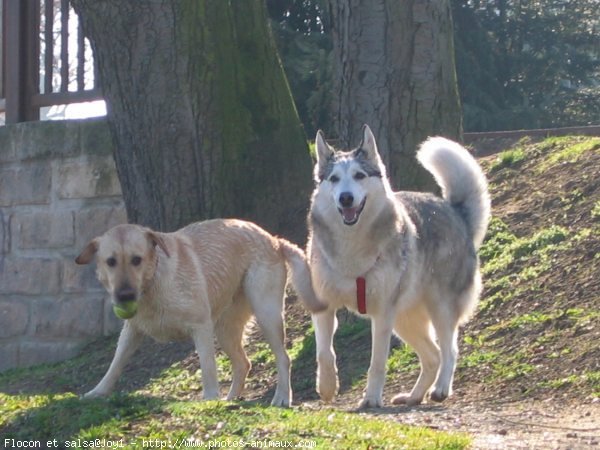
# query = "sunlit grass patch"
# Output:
<box><xmin>537</xmin><ymin>136</ymin><xmax>600</xmax><ymax>172</ymax></box>
<box><xmin>489</xmin><ymin>147</ymin><xmax>526</xmax><ymax>172</ymax></box>
<box><xmin>480</xmin><ymin>221</ymin><xmax>569</xmax><ymax>276</ymax></box>
<box><xmin>387</xmin><ymin>344</ymin><xmax>420</xmax><ymax>373</ymax></box>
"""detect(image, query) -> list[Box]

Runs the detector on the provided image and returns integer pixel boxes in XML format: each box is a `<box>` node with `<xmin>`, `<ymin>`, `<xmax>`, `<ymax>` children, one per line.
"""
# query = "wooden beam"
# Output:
<box><xmin>5</xmin><ymin>0</ymin><xmax>39</xmax><ymax>123</ymax></box>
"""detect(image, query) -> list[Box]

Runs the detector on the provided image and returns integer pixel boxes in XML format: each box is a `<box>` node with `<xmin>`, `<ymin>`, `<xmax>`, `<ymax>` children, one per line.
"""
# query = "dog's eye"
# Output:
<box><xmin>131</xmin><ymin>256</ymin><xmax>142</xmax><ymax>266</ymax></box>
<box><xmin>354</xmin><ymin>172</ymin><xmax>366</xmax><ymax>180</ymax></box>
<box><xmin>106</xmin><ymin>257</ymin><xmax>117</xmax><ymax>267</ymax></box>
<box><xmin>329</xmin><ymin>175</ymin><xmax>340</xmax><ymax>183</ymax></box>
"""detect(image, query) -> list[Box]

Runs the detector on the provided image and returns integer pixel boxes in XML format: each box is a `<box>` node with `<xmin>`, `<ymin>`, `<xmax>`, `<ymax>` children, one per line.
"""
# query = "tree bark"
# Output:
<box><xmin>328</xmin><ymin>0</ymin><xmax>462</xmax><ymax>191</ymax></box>
<box><xmin>71</xmin><ymin>0</ymin><xmax>312</xmax><ymax>239</ymax></box>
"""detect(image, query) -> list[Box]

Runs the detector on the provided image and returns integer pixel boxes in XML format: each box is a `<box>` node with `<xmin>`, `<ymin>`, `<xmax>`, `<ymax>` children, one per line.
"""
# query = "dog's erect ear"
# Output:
<box><xmin>315</xmin><ymin>130</ymin><xmax>334</xmax><ymax>164</ymax></box>
<box><xmin>75</xmin><ymin>239</ymin><xmax>99</xmax><ymax>265</ymax></box>
<box><xmin>357</xmin><ymin>124</ymin><xmax>379</xmax><ymax>160</ymax></box>
<box><xmin>315</xmin><ymin>130</ymin><xmax>335</xmax><ymax>182</ymax></box>
<box><xmin>146</xmin><ymin>231</ymin><xmax>170</xmax><ymax>258</ymax></box>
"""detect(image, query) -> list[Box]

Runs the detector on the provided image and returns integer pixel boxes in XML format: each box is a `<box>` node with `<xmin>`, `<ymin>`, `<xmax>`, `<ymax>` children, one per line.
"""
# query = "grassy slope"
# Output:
<box><xmin>1</xmin><ymin>135</ymin><xmax>598</xmax><ymax>448</ymax></box>
<box><xmin>461</xmin><ymin>136</ymin><xmax>599</xmax><ymax>402</ymax></box>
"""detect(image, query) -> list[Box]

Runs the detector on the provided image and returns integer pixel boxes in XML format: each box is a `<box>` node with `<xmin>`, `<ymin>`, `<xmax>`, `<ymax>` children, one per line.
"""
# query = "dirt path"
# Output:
<box><xmin>297</xmin><ymin>395</ymin><xmax>600</xmax><ymax>449</ymax></box>
<box><xmin>382</xmin><ymin>400</ymin><xmax>599</xmax><ymax>449</ymax></box>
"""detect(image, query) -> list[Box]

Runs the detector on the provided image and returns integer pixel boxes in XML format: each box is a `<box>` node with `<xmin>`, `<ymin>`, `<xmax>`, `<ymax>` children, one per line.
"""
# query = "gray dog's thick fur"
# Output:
<box><xmin>307</xmin><ymin>125</ymin><xmax>491</xmax><ymax>408</ymax></box>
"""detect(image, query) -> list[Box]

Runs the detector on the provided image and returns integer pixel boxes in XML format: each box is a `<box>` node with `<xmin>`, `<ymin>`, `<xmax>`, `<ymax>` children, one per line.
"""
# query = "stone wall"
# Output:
<box><xmin>0</xmin><ymin>118</ymin><xmax>126</xmax><ymax>372</ymax></box>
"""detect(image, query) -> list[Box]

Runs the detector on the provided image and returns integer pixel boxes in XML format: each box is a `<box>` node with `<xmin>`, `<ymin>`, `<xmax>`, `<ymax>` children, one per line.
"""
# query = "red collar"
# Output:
<box><xmin>356</xmin><ymin>277</ymin><xmax>367</xmax><ymax>314</ymax></box>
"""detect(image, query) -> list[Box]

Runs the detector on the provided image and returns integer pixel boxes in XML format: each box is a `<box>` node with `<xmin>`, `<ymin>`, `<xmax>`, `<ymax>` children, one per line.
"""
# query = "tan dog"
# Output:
<box><xmin>76</xmin><ymin>219</ymin><xmax>325</xmax><ymax>406</ymax></box>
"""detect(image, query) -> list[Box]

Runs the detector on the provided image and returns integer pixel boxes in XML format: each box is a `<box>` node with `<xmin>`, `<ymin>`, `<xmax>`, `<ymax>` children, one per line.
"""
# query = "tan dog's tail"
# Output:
<box><xmin>279</xmin><ymin>240</ymin><xmax>327</xmax><ymax>313</ymax></box>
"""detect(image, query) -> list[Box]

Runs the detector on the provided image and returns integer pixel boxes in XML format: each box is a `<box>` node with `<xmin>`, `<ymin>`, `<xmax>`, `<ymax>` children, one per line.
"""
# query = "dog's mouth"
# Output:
<box><xmin>338</xmin><ymin>197</ymin><xmax>366</xmax><ymax>226</ymax></box>
<box><xmin>112</xmin><ymin>286</ymin><xmax>139</xmax><ymax>319</ymax></box>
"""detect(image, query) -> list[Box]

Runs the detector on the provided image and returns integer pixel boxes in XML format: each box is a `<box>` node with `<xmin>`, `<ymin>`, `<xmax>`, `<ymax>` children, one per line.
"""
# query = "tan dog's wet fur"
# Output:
<box><xmin>76</xmin><ymin>219</ymin><xmax>325</xmax><ymax>406</ymax></box>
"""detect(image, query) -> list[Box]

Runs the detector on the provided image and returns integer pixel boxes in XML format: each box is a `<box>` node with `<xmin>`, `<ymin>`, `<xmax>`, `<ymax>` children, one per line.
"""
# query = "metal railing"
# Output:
<box><xmin>1</xmin><ymin>0</ymin><xmax>102</xmax><ymax>124</ymax></box>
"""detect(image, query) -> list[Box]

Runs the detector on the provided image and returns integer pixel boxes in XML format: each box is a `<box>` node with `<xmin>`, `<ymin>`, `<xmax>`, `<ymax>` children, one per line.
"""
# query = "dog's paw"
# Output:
<box><xmin>357</xmin><ymin>395</ymin><xmax>383</xmax><ymax>409</ymax></box>
<box><xmin>429</xmin><ymin>385</ymin><xmax>450</xmax><ymax>403</ymax></box>
<box><xmin>316</xmin><ymin>361</ymin><xmax>339</xmax><ymax>402</ymax></box>
<box><xmin>270</xmin><ymin>392</ymin><xmax>291</xmax><ymax>408</ymax></box>
<box><xmin>317</xmin><ymin>378</ymin><xmax>338</xmax><ymax>403</ymax></box>
<box><xmin>429</xmin><ymin>390</ymin><xmax>448</xmax><ymax>403</ymax></box>
<box><xmin>391</xmin><ymin>393</ymin><xmax>423</xmax><ymax>406</ymax></box>
<box><xmin>81</xmin><ymin>388</ymin><xmax>109</xmax><ymax>399</ymax></box>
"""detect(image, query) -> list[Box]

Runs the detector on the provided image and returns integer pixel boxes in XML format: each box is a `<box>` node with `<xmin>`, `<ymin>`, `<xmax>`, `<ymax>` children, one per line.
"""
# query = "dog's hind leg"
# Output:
<box><xmin>428</xmin><ymin>301</ymin><xmax>460</xmax><ymax>403</ymax></box>
<box><xmin>252</xmin><ymin>304</ymin><xmax>291</xmax><ymax>407</ymax></box>
<box><xmin>84</xmin><ymin>321</ymin><xmax>144</xmax><ymax>398</ymax></box>
<box><xmin>246</xmin><ymin>263</ymin><xmax>291</xmax><ymax>407</ymax></box>
<box><xmin>391</xmin><ymin>305</ymin><xmax>440</xmax><ymax>406</ymax></box>
<box><xmin>312</xmin><ymin>308</ymin><xmax>338</xmax><ymax>402</ymax></box>
<box><xmin>215</xmin><ymin>297</ymin><xmax>253</xmax><ymax>401</ymax></box>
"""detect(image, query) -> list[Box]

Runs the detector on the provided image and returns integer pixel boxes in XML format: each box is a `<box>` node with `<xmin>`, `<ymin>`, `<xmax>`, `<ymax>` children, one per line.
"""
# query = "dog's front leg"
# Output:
<box><xmin>83</xmin><ymin>321</ymin><xmax>144</xmax><ymax>398</ymax></box>
<box><xmin>313</xmin><ymin>308</ymin><xmax>339</xmax><ymax>402</ymax></box>
<box><xmin>359</xmin><ymin>312</ymin><xmax>395</xmax><ymax>409</ymax></box>
<box><xmin>191</xmin><ymin>322</ymin><xmax>220</xmax><ymax>400</ymax></box>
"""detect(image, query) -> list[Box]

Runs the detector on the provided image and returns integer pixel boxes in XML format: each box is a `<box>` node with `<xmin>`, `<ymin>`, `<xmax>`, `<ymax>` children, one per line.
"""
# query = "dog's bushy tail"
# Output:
<box><xmin>417</xmin><ymin>137</ymin><xmax>491</xmax><ymax>248</ymax></box>
<box><xmin>279</xmin><ymin>240</ymin><xmax>327</xmax><ymax>313</ymax></box>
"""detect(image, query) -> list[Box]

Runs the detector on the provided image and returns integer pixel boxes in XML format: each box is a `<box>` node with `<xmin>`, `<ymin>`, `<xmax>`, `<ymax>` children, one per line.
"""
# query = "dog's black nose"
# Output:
<box><xmin>116</xmin><ymin>286</ymin><xmax>136</xmax><ymax>303</ymax></box>
<box><xmin>339</xmin><ymin>192</ymin><xmax>354</xmax><ymax>207</ymax></box>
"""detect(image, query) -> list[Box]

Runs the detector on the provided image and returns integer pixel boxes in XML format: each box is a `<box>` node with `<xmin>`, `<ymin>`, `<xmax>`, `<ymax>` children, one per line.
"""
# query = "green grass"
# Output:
<box><xmin>592</xmin><ymin>201</ymin><xmax>600</xmax><ymax>219</ymax></box>
<box><xmin>0</xmin><ymin>316</ymin><xmax>468</xmax><ymax>449</ymax></box>
<box><xmin>460</xmin><ymin>348</ymin><xmax>500</xmax><ymax>369</ymax></box>
<box><xmin>308</xmin><ymin>140</ymin><xmax>316</xmax><ymax>158</ymax></box>
<box><xmin>539</xmin><ymin>371</ymin><xmax>600</xmax><ymax>397</ymax></box>
<box><xmin>387</xmin><ymin>344</ymin><xmax>420</xmax><ymax>373</ymax></box>
<box><xmin>145</xmin><ymin>363</ymin><xmax>202</xmax><ymax>397</ymax></box>
<box><xmin>0</xmin><ymin>389</ymin><xmax>469</xmax><ymax>450</ymax></box>
<box><xmin>545</xmin><ymin>137</ymin><xmax>600</xmax><ymax>164</ymax></box>
<box><xmin>489</xmin><ymin>147</ymin><xmax>526</xmax><ymax>171</ymax></box>
<box><xmin>537</xmin><ymin>136</ymin><xmax>600</xmax><ymax>172</ymax></box>
<box><xmin>480</xmin><ymin>219</ymin><xmax>569</xmax><ymax>276</ymax></box>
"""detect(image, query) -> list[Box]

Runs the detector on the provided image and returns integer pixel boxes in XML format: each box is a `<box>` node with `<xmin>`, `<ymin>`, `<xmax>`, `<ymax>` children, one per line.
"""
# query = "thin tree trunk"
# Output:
<box><xmin>71</xmin><ymin>0</ymin><xmax>312</xmax><ymax>239</ymax></box>
<box><xmin>329</xmin><ymin>0</ymin><xmax>462</xmax><ymax>191</ymax></box>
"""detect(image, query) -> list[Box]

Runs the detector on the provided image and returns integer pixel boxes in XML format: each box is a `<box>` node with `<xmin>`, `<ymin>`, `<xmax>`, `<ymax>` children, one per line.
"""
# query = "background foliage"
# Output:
<box><xmin>267</xmin><ymin>0</ymin><xmax>599</xmax><ymax>134</ymax></box>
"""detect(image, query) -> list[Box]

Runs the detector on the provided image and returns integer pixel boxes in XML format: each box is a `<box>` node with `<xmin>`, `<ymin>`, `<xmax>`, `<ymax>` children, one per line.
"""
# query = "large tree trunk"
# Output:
<box><xmin>328</xmin><ymin>0</ymin><xmax>462</xmax><ymax>191</ymax></box>
<box><xmin>71</xmin><ymin>1</ymin><xmax>312</xmax><ymax>239</ymax></box>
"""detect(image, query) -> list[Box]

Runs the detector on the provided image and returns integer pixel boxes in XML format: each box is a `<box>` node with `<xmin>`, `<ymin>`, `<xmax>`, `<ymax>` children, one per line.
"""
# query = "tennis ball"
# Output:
<box><xmin>113</xmin><ymin>300</ymin><xmax>138</xmax><ymax>319</ymax></box>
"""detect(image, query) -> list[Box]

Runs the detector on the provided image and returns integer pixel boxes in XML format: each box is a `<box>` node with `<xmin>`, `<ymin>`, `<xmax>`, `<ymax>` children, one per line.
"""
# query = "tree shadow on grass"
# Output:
<box><xmin>0</xmin><ymin>335</ymin><xmax>195</xmax><ymax>397</ymax></box>
<box><xmin>0</xmin><ymin>392</ymin><xmax>168</xmax><ymax>443</ymax></box>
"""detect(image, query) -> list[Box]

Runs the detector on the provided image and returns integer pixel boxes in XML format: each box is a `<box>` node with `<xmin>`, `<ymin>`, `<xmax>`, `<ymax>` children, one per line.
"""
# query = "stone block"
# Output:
<box><xmin>30</xmin><ymin>296</ymin><xmax>103</xmax><ymax>338</ymax></box>
<box><xmin>57</xmin><ymin>157</ymin><xmax>122</xmax><ymax>199</ymax></box>
<box><xmin>13</xmin><ymin>120</ymin><xmax>80</xmax><ymax>161</ymax></box>
<box><xmin>0</xmin><ymin>257</ymin><xmax>61</xmax><ymax>295</ymax></box>
<box><xmin>63</xmin><ymin>258</ymin><xmax>103</xmax><ymax>293</ymax></box>
<box><xmin>75</xmin><ymin>206</ymin><xmax>127</xmax><ymax>247</ymax></box>
<box><xmin>0</xmin><ymin>209</ymin><xmax>9</xmax><ymax>255</ymax></box>
<box><xmin>18</xmin><ymin>339</ymin><xmax>83</xmax><ymax>368</ymax></box>
<box><xmin>0</xmin><ymin>164</ymin><xmax>52</xmax><ymax>206</ymax></box>
<box><xmin>17</xmin><ymin>210</ymin><xmax>75</xmax><ymax>249</ymax></box>
<box><xmin>0</xmin><ymin>342</ymin><xmax>19</xmax><ymax>372</ymax></box>
<box><xmin>80</xmin><ymin>118</ymin><xmax>113</xmax><ymax>157</ymax></box>
<box><xmin>0</xmin><ymin>126</ymin><xmax>16</xmax><ymax>163</ymax></box>
<box><xmin>0</xmin><ymin>300</ymin><xmax>29</xmax><ymax>338</ymax></box>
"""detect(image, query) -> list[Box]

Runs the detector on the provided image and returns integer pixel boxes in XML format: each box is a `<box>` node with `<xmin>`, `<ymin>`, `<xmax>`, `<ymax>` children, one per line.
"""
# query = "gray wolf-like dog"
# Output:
<box><xmin>308</xmin><ymin>125</ymin><xmax>490</xmax><ymax>408</ymax></box>
<box><xmin>76</xmin><ymin>219</ymin><xmax>326</xmax><ymax>406</ymax></box>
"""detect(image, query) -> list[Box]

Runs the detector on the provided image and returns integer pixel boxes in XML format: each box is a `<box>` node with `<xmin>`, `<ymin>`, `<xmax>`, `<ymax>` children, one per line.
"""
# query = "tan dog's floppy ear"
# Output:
<box><xmin>147</xmin><ymin>231</ymin><xmax>170</xmax><ymax>258</ymax></box>
<box><xmin>75</xmin><ymin>239</ymin><xmax>99</xmax><ymax>265</ymax></box>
